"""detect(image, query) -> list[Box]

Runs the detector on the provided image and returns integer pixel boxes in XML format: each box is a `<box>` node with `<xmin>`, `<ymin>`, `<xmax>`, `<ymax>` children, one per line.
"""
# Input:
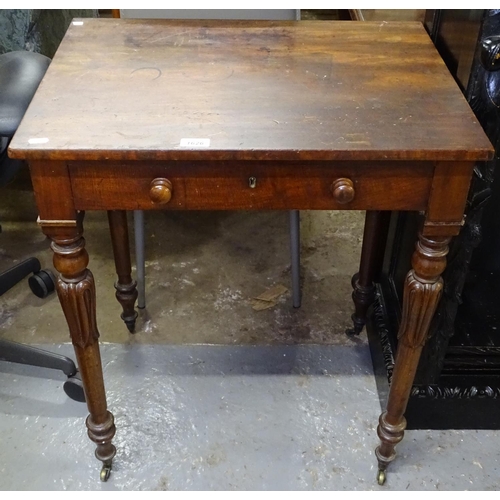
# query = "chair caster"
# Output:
<box><xmin>100</xmin><ymin>463</ymin><xmax>112</xmax><ymax>482</ymax></box>
<box><xmin>63</xmin><ymin>371</ymin><xmax>86</xmax><ymax>403</ymax></box>
<box><xmin>28</xmin><ymin>269</ymin><xmax>56</xmax><ymax>298</ymax></box>
<box><xmin>377</xmin><ymin>469</ymin><xmax>386</xmax><ymax>486</ymax></box>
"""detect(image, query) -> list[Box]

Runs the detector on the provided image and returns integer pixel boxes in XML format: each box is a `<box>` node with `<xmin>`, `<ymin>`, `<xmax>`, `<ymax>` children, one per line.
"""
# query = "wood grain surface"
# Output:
<box><xmin>9</xmin><ymin>19</ymin><xmax>493</xmax><ymax>162</ymax></box>
<box><xmin>68</xmin><ymin>160</ymin><xmax>434</xmax><ymax>211</ymax></box>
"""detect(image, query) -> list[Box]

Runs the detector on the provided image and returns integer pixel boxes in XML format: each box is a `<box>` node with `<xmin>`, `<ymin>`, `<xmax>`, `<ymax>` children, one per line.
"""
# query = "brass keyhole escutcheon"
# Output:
<box><xmin>149</xmin><ymin>178</ymin><xmax>173</xmax><ymax>205</ymax></box>
<box><xmin>331</xmin><ymin>178</ymin><xmax>355</xmax><ymax>204</ymax></box>
<box><xmin>249</xmin><ymin>176</ymin><xmax>257</xmax><ymax>188</ymax></box>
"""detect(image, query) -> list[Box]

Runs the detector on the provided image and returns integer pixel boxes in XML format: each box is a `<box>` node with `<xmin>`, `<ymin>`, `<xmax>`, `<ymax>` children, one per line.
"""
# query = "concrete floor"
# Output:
<box><xmin>1</xmin><ymin>344</ymin><xmax>500</xmax><ymax>490</ymax></box>
<box><xmin>1</xmin><ymin>168</ymin><xmax>500</xmax><ymax>490</ymax></box>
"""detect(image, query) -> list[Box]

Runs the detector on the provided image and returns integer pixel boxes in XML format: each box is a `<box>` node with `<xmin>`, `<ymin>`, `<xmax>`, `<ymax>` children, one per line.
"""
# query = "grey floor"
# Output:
<box><xmin>1</xmin><ymin>171</ymin><xmax>500</xmax><ymax>490</ymax></box>
<box><xmin>0</xmin><ymin>343</ymin><xmax>500</xmax><ymax>490</ymax></box>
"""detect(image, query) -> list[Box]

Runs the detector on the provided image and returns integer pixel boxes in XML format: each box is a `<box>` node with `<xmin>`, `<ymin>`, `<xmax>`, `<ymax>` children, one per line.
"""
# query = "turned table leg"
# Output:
<box><xmin>45</xmin><ymin>222</ymin><xmax>116</xmax><ymax>482</ymax></box>
<box><xmin>347</xmin><ymin>210</ymin><xmax>391</xmax><ymax>336</ymax></box>
<box><xmin>108</xmin><ymin>210</ymin><xmax>138</xmax><ymax>333</ymax></box>
<box><xmin>374</xmin><ymin>233</ymin><xmax>450</xmax><ymax>485</ymax></box>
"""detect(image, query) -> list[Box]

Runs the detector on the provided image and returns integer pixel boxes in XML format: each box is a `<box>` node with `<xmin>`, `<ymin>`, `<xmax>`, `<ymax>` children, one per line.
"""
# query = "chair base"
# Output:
<box><xmin>0</xmin><ymin>338</ymin><xmax>85</xmax><ymax>402</ymax></box>
<box><xmin>0</xmin><ymin>258</ymin><xmax>85</xmax><ymax>402</ymax></box>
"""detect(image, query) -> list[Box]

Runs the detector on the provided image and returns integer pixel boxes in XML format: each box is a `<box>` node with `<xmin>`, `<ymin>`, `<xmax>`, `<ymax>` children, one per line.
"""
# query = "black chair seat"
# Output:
<box><xmin>0</xmin><ymin>51</ymin><xmax>50</xmax><ymax>137</ymax></box>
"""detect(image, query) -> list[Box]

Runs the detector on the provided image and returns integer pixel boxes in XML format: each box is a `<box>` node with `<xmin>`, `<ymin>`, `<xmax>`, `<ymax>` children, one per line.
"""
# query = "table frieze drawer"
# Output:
<box><xmin>68</xmin><ymin>161</ymin><xmax>434</xmax><ymax>211</ymax></box>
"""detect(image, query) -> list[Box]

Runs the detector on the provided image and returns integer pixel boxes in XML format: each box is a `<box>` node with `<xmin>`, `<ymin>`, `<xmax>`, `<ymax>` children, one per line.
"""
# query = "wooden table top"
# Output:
<box><xmin>9</xmin><ymin>19</ymin><xmax>493</xmax><ymax>162</ymax></box>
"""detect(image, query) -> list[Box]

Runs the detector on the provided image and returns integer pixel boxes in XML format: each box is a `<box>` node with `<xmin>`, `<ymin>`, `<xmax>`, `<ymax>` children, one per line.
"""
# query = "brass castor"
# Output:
<box><xmin>100</xmin><ymin>464</ymin><xmax>112</xmax><ymax>482</ymax></box>
<box><xmin>377</xmin><ymin>469</ymin><xmax>386</xmax><ymax>486</ymax></box>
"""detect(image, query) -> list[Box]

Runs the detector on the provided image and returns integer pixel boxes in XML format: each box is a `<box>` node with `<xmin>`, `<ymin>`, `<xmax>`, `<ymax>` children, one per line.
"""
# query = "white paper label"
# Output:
<box><xmin>179</xmin><ymin>138</ymin><xmax>210</xmax><ymax>148</ymax></box>
<box><xmin>72</xmin><ymin>21</ymin><xmax>84</xmax><ymax>26</ymax></box>
<box><xmin>28</xmin><ymin>138</ymin><xmax>49</xmax><ymax>144</ymax></box>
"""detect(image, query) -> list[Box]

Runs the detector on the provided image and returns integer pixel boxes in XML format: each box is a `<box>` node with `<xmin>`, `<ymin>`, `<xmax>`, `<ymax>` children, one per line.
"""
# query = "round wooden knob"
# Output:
<box><xmin>149</xmin><ymin>178</ymin><xmax>173</xmax><ymax>205</ymax></box>
<box><xmin>331</xmin><ymin>178</ymin><xmax>355</xmax><ymax>204</ymax></box>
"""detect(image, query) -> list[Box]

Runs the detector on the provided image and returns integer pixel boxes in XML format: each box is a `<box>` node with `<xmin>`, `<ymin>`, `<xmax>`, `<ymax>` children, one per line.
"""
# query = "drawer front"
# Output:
<box><xmin>69</xmin><ymin>161</ymin><xmax>434</xmax><ymax>211</ymax></box>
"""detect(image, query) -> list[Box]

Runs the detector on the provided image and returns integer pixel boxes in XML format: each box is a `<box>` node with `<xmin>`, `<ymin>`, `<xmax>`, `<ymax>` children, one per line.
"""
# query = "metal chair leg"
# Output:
<box><xmin>133</xmin><ymin>210</ymin><xmax>146</xmax><ymax>309</ymax></box>
<box><xmin>133</xmin><ymin>210</ymin><xmax>301</xmax><ymax>310</ymax></box>
<box><xmin>290</xmin><ymin>210</ymin><xmax>301</xmax><ymax>308</ymax></box>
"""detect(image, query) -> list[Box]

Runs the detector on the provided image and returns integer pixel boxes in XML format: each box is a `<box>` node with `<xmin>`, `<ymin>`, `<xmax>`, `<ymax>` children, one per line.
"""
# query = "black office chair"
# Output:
<box><xmin>0</xmin><ymin>50</ymin><xmax>84</xmax><ymax>402</ymax></box>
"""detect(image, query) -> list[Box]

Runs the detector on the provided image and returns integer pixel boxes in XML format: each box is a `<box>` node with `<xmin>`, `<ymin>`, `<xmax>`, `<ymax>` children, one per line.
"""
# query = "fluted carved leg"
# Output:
<box><xmin>375</xmin><ymin>233</ymin><xmax>450</xmax><ymax>484</ymax></box>
<box><xmin>44</xmin><ymin>221</ymin><xmax>116</xmax><ymax>481</ymax></box>
<box><xmin>347</xmin><ymin>210</ymin><xmax>391</xmax><ymax>336</ymax></box>
<box><xmin>108</xmin><ymin>210</ymin><xmax>138</xmax><ymax>333</ymax></box>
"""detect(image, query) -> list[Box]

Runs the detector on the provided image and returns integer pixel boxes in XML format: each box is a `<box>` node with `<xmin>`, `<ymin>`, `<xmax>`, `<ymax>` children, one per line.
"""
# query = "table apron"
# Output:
<box><xmin>67</xmin><ymin>161</ymin><xmax>434</xmax><ymax>212</ymax></box>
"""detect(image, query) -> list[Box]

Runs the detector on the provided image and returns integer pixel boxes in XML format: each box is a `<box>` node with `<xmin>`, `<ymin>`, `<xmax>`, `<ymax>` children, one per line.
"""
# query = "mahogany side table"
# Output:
<box><xmin>9</xmin><ymin>19</ymin><xmax>493</xmax><ymax>484</ymax></box>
